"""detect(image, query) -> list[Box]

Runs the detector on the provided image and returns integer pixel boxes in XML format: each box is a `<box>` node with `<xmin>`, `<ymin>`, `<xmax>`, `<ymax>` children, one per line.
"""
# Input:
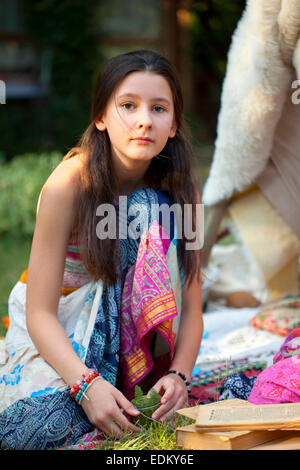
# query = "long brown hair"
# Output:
<box><xmin>64</xmin><ymin>49</ymin><xmax>201</xmax><ymax>288</ymax></box>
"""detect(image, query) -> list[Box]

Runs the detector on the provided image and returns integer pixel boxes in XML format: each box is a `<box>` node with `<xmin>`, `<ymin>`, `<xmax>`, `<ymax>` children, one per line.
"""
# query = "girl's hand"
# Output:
<box><xmin>80</xmin><ymin>378</ymin><xmax>140</xmax><ymax>439</ymax></box>
<box><xmin>151</xmin><ymin>374</ymin><xmax>189</xmax><ymax>422</ymax></box>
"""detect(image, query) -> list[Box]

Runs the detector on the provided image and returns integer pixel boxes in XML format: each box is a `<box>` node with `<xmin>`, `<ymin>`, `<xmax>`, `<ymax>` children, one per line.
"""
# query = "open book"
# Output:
<box><xmin>176</xmin><ymin>399</ymin><xmax>300</xmax><ymax>450</ymax></box>
<box><xmin>195</xmin><ymin>400</ymin><xmax>300</xmax><ymax>432</ymax></box>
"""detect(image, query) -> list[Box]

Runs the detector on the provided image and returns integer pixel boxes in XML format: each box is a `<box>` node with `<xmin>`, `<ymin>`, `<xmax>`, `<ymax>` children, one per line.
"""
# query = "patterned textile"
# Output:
<box><xmin>218</xmin><ymin>326</ymin><xmax>300</xmax><ymax>404</ymax></box>
<box><xmin>59</xmin><ymin>428</ymin><xmax>110</xmax><ymax>450</ymax></box>
<box><xmin>218</xmin><ymin>373</ymin><xmax>258</xmax><ymax>401</ymax></box>
<box><xmin>191</xmin><ymin>360</ymin><xmax>266</xmax><ymax>387</ymax></box>
<box><xmin>0</xmin><ymin>188</ymin><xmax>184</xmax><ymax>449</ymax></box>
<box><xmin>190</xmin><ymin>363</ymin><xmax>264</xmax><ymax>404</ymax></box>
<box><xmin>248</xmin><ymin>326</ymin><xmax>300</xmax><ymax>404</ymax></box>
<box><xmin>62</xmin><ymin>243</ymin><xmax>93</xmax><ymax>289</ymax></box>
<box><xmin>273</xmin><ymin>325</ymin><xmax>300</xmax><ymax>362</ymax></box>
<box><xmin>250</xmin><ymin>295</ymin><xmax>300</xmax><ymax>337</ymax></box>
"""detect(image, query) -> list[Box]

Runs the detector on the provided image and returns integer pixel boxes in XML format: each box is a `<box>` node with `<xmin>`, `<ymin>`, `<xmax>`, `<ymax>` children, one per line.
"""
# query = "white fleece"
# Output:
<box><xmin>202</xmin><ymin>0</ymin><xmax>300</xmax><ymax>206</ymax></box>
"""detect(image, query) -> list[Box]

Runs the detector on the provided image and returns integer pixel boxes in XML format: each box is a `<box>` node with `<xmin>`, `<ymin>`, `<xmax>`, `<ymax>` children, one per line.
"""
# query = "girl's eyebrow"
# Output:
<box><xmin>117</xmin><ymin>92</ymin><xmax>170</xmax><ymax>105</ymax></box>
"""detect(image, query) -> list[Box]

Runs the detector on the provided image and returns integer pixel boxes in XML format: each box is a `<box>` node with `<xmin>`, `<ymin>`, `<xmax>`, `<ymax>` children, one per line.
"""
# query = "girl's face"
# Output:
<box><xmin>95</xmin><ymin>71</ymin><xmax>177</xmax><ymax>172</ymax></box>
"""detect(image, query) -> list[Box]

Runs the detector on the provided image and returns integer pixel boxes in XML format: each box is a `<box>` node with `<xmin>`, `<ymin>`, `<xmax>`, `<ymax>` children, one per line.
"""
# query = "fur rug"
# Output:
<box><xmin>203</xmin><ymin>0</ymin><xmax>300</xmax><ymax>206</ymax></box>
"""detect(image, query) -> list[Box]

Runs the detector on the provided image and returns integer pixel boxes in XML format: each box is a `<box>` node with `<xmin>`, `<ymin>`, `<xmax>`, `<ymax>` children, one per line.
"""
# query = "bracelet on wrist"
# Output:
<box><xmin>166</xmin><ymin>370</ymin><xmax>191</xmax><ymax>393</ymax></box>
<box><xmin>70</xmin><ymin>368</ymin><xmax>102</xmax><ymax>405</ymax></box>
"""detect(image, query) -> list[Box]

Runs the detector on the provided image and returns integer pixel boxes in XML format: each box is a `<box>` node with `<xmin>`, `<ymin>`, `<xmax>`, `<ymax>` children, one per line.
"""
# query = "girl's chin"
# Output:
<box><xmin>127</xmin><ymin>153</ymin><xmax>156</xmax><ymax>161</ymax></box>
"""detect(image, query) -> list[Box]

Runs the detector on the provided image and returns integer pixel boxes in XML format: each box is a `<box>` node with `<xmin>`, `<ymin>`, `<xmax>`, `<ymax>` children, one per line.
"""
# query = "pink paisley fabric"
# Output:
<box><xmin>248</xmin><ymin>326</ymin><xmax>300</xmax><ymax>404</ymax></box>
<box><xmin>118</xmin><ymin>219</ymin><xmax>181</xmax><ymax>398</ymax></box>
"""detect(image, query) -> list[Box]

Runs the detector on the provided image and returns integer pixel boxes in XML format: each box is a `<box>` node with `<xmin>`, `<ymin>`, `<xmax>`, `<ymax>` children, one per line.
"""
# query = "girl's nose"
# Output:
<box><xmin>136</xmin><ymin>108</ymin><xmax>153</xmax><ymax>129</ymax></box>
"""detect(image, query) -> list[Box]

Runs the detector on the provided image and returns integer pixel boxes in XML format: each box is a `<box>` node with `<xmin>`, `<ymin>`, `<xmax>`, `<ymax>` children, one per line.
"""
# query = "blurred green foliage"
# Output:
<box><xmin>0</xmin><ymin>1</ymin><xmax>246</xmax><ymax>159</ymax></box>
<box><xmin>1</xmin><ymin>0</ymin><xmax>103</xmax><ymax>160</ymax></box>
<box><xmin>189</xmin><ymin>0</ymin><xmax>245</xmax><ymax>138</ymax></box>
<box><xmin>0</xmin><ymin>151</ymin><xmax>62</xmax><ymax>235</ymax></box>
<box><xmin>191</xmin><ymin>0</ymin><xmax>245</xmax><ymax>79</ymax></box>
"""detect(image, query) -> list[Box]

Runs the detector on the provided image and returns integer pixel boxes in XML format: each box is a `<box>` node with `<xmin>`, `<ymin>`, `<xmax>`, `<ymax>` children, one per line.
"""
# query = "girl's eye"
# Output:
<box><xmin>153</xmin><ymin>105</ymin><xmax>165</xmax><ymax>113</ymax></box>
<box><xmin>121</xmin><ymin>102</ymin><xmax>135</xmax><ymax>110</ymax></box>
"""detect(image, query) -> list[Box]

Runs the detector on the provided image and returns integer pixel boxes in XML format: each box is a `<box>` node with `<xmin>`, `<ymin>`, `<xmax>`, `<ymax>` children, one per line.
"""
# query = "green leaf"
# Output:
<box><xmin>132</xmin><ymin>385</ymin><xmax>161</xmax><ymax>410</ymax></box>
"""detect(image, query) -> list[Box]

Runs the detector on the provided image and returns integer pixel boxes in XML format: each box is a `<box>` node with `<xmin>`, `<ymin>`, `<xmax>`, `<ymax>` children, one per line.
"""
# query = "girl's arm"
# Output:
<box><xmin>168</xmin><ymin>271</ymin><xmax>203</xmax><ymax>381</ymax></box>
<box><xmin>26</xmin><ymin>159</ymin><xmax>139</xmax><ymax>437</ymax></box>
<box><xmin>26</xmin><ymin>159</ymin><xmax>89</xmax><ymax>386</ymax></box>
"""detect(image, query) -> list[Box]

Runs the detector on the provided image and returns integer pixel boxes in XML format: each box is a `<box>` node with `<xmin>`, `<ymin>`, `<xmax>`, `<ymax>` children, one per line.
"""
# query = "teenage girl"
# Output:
<box><xmin>0</xmin><ymin>50</ymin><xmax>203</xmax><ymax>448</ymax></box>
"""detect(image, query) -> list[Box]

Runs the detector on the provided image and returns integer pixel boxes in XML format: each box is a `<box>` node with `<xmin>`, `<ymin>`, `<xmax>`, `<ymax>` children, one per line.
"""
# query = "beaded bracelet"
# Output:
<box><xmin>167</xmin><ymin>370</ymin><xmax>191</xmax><ymax>393</ymax></box>
<box><xmin>76</xmin><ymin>376</ymin><xmax>102</xmax><ymax>406</ymax></box>
<box><xmin>70</xmin><ymin>369</ymin><xmax>101</xmax><ymax>405</ymax></box>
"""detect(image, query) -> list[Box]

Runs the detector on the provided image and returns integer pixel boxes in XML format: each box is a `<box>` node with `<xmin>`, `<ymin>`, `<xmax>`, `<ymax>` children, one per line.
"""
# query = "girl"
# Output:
<box><xmin>0</xmin><ymin>49</ymin><xmax>203</xmax><ymax>449</ymax></box>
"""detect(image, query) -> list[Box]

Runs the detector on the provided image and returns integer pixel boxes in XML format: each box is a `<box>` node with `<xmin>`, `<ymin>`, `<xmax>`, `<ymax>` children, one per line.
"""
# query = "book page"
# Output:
<box><xmin>196</xmin><ymin>402</ymin><xmax>300</xmax><ymax>428</ymax></box>
<box><xmin>176</xmin><ymin>399</ymin><xmax>250</xmax><ymax>420</ymax></box>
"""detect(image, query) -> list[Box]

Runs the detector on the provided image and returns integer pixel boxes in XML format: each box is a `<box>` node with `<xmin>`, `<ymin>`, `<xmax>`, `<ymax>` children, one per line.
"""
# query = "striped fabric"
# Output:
<box><xmin>62</xmin><ymin>243</ymin><xmax>92</xmax><ymax>289</ymax></box>
<box><xmin>19</xmin><ymin>243</ymin><xmax>92</xmax><ymax>296</ymax></box>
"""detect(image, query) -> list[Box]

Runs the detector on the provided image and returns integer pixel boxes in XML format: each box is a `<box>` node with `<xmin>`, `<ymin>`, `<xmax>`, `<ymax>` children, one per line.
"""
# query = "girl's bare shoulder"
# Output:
<box><xmin>37</xmin><ymin>154</ymin><xmax>84</xmax><ymax>214</ymax></box>
<box><xmin>46</xmin><ymin>154</ymin><xmax>83</xmax><ymax>187</ymax></box>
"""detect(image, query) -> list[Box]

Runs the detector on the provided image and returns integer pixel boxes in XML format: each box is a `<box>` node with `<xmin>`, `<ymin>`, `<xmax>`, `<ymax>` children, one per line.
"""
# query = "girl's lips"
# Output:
<box><xmin>132</xmin><ymin>138</ymin><xmax>153</xmax><ymax>144</ymax></box>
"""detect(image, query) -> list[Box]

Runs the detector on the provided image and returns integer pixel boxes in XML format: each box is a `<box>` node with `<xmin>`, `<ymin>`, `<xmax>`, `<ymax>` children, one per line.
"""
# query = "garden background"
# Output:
<box><xmin>0</xmin><ymin>0</ymin><xmax>245</xmax><ymax>337</ymax></box>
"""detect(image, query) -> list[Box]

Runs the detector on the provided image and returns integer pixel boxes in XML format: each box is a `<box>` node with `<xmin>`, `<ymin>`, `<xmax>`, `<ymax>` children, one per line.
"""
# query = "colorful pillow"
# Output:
<box><xmin>250</xmin><ymin>296</ymin><xmax>300</xmax><ymax>336</ymax></box>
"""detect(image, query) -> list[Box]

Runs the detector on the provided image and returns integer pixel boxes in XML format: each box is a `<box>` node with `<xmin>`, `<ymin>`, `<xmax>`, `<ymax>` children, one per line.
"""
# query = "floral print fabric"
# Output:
<box><xmin>248</xmin><ymin>326</ymin><xmax>300</xmax><ymax>404</ymax></box>
<box><xmin>250</xmin><ymin>296</ymin><xmax>300</xmax><ymax>336</ymax></box>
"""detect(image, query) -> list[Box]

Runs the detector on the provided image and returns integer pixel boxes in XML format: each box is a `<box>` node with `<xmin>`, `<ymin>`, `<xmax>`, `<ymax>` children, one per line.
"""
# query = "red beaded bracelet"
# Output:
<box><xmin>70</xmin><ymin>369</ymin><xmax>101</xmax><ymax>405</ymax></box>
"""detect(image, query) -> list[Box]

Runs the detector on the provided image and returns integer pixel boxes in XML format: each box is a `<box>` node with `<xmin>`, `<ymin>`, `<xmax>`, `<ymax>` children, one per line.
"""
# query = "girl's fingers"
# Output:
<box><xmin>104</xmin><ymin>421</ymin><xmax>123</xmax><ymax>440</ymax></box>
<box><xmin>160</xmin><ymin>406</ymin><xmax>177</xmax><ymax>422</ymax></box>
<box><xmin>153</xmin><ymin>389</ymin><xmax>187</xmax><ymax>421</ymax></box>
<box><xmin>100</xmin><ymin>408</ymin><xmax>139</xmax><ymax>439</ymax></box>
<box><xmin>152</xmin><ymin>399</ymin><xmax>176</xmax><ymax>420</ymax></box>
<box><xmin>160</xmin><ymin>380</ymin><xmax>175</xmax><ymax>404</ymax></box>
<box><xmin>160</xmin><ymin>396</ymin><xmax>187</xmax><ymax>422</ymax></box>
<box><xmin>115</xmin><ymin>390</ymin><xmax>141</xmax><ymax>417</ymax></box>
<box><xmin>152</xmin><ymin>394</ymin><xmax>178</xmax><ymax>420</ymax></box>
<box><xmin>115</xmin><ymin>407</ymin><xmax>140</xmax><ymax>433</ymax></box>
<box><xmin>113</xmin><ymin>391</ymin><xmax>141</xmax><ymax>432</ymax></box>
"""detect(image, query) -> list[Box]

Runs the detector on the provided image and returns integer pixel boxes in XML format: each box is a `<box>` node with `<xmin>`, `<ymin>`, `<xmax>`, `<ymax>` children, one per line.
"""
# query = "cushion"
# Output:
<box><xmin>250</xmin><ymin>296</ymin><xmax>300</xmax><ymax>336</ymax></box>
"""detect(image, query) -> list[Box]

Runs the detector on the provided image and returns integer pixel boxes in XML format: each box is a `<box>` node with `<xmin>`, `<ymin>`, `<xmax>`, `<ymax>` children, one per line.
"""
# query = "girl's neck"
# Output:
<box><xmin>111</xmin><ymin>145</ymin><xmax>151</xmax><ymax>195</ymax></box>
<box><xmin>112</xmin><ymin>159</ymin><xmax>150</xmax><ymax>197</ymax></box>
<box><xmin>114</xmin><ymin>177</ymin><xmax>147</xmax><ymax>197</ymax></box>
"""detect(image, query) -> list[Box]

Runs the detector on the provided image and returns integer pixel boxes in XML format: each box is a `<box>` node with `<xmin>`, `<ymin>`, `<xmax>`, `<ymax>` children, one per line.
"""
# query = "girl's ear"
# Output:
<box><xmin>169</xmin><ymin>119</ymin><xmax>177</xmax><ymax>139</ymax></box>
<box><xmin>95</xmin><ymin>118</ymin><xmax>106</xmax><ymax>131</ymax></box>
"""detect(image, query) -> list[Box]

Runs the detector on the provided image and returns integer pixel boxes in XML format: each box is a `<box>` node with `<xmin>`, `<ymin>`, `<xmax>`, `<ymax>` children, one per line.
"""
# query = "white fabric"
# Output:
<box><xmin>196</xmin><ymin>302</ymin><xmax>283</xmax><ymax>369</ymax></box>
<box><xmin>197</xmin><ymin>244</ymin><xmax>285</xmax><ymax>370</ymax></box>
<box><xmin>0</xmin><ymin>280</ymin><xmax>100</xmax><ymax>413</ymax></box>
<box><xmin>205</xmin><ymin>243</ymin><xmax>269</xmax><ymax>304</ymax></box>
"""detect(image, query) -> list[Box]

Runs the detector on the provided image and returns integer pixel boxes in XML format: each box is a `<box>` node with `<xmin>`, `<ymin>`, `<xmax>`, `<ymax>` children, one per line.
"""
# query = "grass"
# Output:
<box><xmin>0</xmin><ymin>233</ymin><xmax>32</xmax><ymax>337</ymax></box>
<box><xmin>61</xmin><ymin>414</ymin><xmax>195</xmax><ymax>450</ymax></box>
<box><xmin>106</xmin><ymin>415</ymin><xmax>194</xmax><ymax>451</ymax></box>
